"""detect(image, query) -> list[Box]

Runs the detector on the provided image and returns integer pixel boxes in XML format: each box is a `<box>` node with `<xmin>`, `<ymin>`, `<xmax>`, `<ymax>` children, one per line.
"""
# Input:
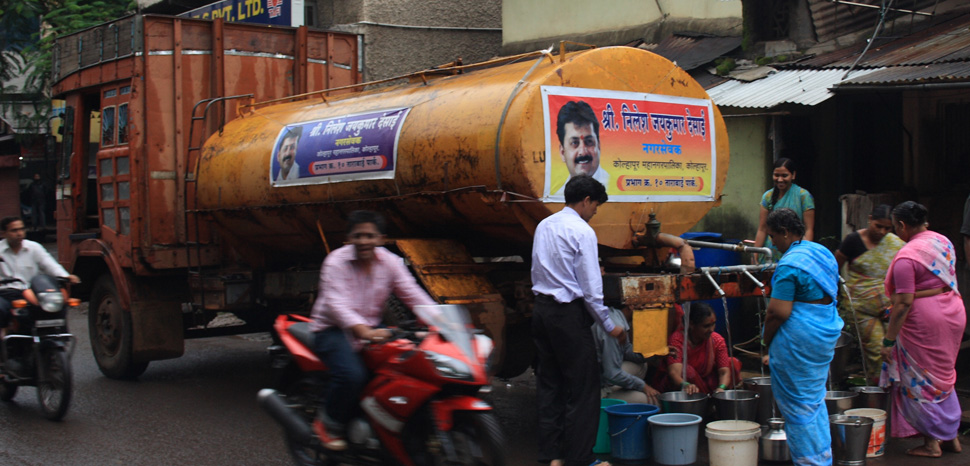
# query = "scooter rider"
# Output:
<box><xmin>0</xmin><ymin>217</ymin><xmax>80</xmax><ymax>331</ymax></box>
<box><xmin>309</xmin><ymin>210</ymin><xmax>436</xmax><ymax>450</ymax></box>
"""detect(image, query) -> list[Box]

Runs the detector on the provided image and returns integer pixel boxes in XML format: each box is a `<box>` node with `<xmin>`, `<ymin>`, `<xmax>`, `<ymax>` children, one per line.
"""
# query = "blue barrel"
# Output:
<box><xmin>681</xmin><ymin>232</ymin><xmax>742</xmax><ymax>337</ymax></box>
<box><xmin>605</xmin><ymin>403</ymin><xmax>660</xmax><ymax>463</ymax></box>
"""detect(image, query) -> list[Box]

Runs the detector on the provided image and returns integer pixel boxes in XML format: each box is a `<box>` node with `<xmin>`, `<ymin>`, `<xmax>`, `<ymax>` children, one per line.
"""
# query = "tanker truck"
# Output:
<box><xmin>53</xmin><ymin>15</ymin><xmax>772</xmax><ymax>379</ymax></box>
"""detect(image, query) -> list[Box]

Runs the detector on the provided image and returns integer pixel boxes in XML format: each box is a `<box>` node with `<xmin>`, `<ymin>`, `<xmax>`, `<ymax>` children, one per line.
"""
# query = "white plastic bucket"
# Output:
<box><xmin>705</xmin><ymin>420</ymin><xmax>762</xmax><ymax>466</ymax></box>
<box><xmin>844</xmin><ymin>408</ymin><xmax>887</xmax><ymax>457</ymax></box>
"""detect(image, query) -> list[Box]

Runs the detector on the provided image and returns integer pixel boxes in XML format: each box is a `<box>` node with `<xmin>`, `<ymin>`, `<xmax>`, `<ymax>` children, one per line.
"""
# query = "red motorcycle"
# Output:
<box><xmin>259</xmin><ymin>304</ymin><xmax>506</xmax><ymax>466</ymax></box>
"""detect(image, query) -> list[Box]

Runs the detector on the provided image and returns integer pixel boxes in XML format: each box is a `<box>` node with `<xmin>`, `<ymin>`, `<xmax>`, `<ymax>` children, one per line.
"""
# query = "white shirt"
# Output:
<box><xmin>531</xmin><ymin>206</ymin><xmax>614</xmax><ymax>333</ymax></box>
<box><xmin>275</xmin><ymin>161</ymin><xmax>301</xmax><ymax>184</ymax></box>
<box><xmin>0</xmin><ymin>239</ymin><xmax>70</xmax><ymax>291</ymax></box>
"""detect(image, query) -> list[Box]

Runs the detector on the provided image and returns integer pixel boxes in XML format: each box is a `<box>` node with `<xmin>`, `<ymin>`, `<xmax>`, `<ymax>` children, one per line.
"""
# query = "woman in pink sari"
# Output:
<box><xmin>880</xmin><ymin>201</ymin><xmax>966</xmax><ymax>458</ymax></box>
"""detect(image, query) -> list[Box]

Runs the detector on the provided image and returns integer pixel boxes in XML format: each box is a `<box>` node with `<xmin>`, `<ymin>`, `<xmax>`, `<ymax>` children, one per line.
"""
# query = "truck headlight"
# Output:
<box><xmin>38</xmin><ymin>292</ymin><xmax>65</xmax><ymax>313</ymax></box>
<box><xmin>424</xmin><ymin>351</ymin><xmax>473</xmax><ymax>380</ymax></box>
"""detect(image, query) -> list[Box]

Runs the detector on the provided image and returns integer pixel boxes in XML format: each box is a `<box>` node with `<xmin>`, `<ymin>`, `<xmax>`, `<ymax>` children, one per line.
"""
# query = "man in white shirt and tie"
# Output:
<box><xmin>531</xmin><ymin>175</ymin><xmax>623</xmax><ymax>466</ymax></box>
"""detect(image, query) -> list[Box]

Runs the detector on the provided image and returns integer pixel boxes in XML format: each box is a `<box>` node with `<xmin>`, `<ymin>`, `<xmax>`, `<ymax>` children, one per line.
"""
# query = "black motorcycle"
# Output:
<box><xmin>0</xmin><ymin>275</ymin><xmax>77</xmax><ymax>421</ymax></box>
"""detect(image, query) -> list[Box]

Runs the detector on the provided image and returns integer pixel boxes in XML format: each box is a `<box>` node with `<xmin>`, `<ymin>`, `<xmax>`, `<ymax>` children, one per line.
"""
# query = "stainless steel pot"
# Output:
<box><xmin>761</xmin><ymin>418</ymin><xmax>791</xmax><ymax>462</ymax></box>
<box><xmin>713</xmin><ymin>389</ymin><xmax>760</xmax><ymax>422</ymax></box>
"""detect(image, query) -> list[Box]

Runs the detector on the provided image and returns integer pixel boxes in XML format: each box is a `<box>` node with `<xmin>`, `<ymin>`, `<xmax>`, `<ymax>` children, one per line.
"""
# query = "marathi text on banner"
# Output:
<box><xmin>541</xmin><ymin>86</ymin><xmax>716</xmax><ymax>203</ymax></box>
<box><xmin>269</xmin><ymin>108</ymin><xmax>409</xmax><ymax>187</ymax></box>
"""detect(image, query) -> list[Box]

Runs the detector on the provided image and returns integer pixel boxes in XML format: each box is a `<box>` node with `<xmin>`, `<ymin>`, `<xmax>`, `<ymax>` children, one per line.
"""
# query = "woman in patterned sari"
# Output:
<box><xmin>835</xmin><ymin>204</ymin><xmax>904</xmax><ymax>383</ymax></box>
<box><xmin>754</xmin><ymin>158</ymin><xmax>816</xmax><ymax>262</ymax></box>
<box><xmin>881</xmin><ymin>201</ymin><xmax>966</xmax><ymax>458</ymax></box>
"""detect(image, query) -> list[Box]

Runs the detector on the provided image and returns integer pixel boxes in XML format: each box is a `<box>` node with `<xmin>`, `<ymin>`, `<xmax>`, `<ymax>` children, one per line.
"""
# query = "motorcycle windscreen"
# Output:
<box><xmin>413</xmin><ymin>304</ymin><xmax>475</xmax><ymax>360</ymax></box>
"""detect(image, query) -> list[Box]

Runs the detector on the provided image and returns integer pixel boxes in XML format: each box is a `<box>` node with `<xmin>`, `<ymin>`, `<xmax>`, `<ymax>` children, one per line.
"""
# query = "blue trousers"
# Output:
<box><xmin>313</xmin><ymin>327</ymin><xmax>367</xmax><ymax>427</ymax></box>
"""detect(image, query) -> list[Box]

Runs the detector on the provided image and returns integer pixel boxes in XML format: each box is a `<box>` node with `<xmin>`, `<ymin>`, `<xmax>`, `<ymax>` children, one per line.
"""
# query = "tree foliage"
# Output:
<box><xmin>1</xmin><ymin>0</ymin><xmax>135</xmax><ymax>135</ymax></box>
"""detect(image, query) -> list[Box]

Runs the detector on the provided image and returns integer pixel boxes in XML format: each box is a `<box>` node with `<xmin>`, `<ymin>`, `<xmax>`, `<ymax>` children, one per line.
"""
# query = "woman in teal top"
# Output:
<box><xmin>755</xmin><ymin>158</ymin><xmax>816</xmax><ymax>262</ymax></box>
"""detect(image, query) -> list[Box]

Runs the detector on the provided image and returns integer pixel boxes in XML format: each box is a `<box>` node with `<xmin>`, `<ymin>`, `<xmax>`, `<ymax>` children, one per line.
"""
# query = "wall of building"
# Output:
<box><xmin>502</xmin><ymin>0</ymin><xmax>742</xmax><ymax>54</ymax></box>
<box><xmin>321</xmin><ymin>0</ymin><xmax>503</xmax><ymax>82</ymax></box>
<box><xmin>901</xmin><ymin>87</ymin><xmax>970</xmax><ymax>248</ymax></box>
<box><xmin>691</xmin><ymin>115</ymin><xmax>767</xmax><ymax>241</ymax></box>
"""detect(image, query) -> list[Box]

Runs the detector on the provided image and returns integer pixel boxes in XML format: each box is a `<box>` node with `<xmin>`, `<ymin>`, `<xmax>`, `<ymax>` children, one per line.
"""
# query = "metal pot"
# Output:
<box><xmin>827</xmin><ymin>332</ymin><xmax>854</xmax><ymax>390</ymax></box>
<box><xmin>850</xmin><ymin>386</ymin><xmax>888</xmax><ymax>411</ymax></box>
<box><xmin>659</xmin><ymin>391</ymin><xmax>709</xmax><ymax>417</ymax></box>
<box><xmin>743</xmin><ymin>376</ymin><xmax>777</xmax><ymax>426</ymax></box>
<box><xmin>825</xmin><ymin>390</ymin><xmax>858</xmax><ymax>415</ymax></box>
<box><xmin>713</xmin><ymin>389</ymin><xmax>760</xmax><ymax>422</ymax></box>
<box><xmin>761</xmin><ymin>418</ymin><xmax>791</xmax><ymax>462</ymax></box>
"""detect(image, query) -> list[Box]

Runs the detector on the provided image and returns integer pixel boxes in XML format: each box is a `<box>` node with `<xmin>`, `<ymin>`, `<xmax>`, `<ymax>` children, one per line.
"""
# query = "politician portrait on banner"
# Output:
<box><xmin>269</xmin><ymin>108</ymin><xmax>410</xmax><ymax>187</ymax></box>
<box><xmin>541</xmin><ymin>86</ymin><xmax>716</xmax><ymax>203</ymax></box>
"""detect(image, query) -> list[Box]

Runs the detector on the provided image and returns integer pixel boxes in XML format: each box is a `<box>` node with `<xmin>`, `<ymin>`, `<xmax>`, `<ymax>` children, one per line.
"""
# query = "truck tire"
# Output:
<box><xmin>89</xmin><ymin>275</ymin><xmax>149</xmax><ymax>379</ymax></box>
<box><xmin>493</xmin><ymin>320</ymin><xmax>534</xmax><ymax>379</ymax></box>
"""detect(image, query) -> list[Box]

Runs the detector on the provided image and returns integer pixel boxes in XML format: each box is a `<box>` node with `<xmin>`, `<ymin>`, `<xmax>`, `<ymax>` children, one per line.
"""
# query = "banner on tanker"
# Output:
<box><xmin>180</xmin><ymin>0</ymin><xmax>304</xmax><ymax>27</ymax></box>
<box><xmin>541</xmin><ymin>86</ymin><xmax>716</xmax><ymax>203</ymax></box>
<box><xmin>270</xmin><ymin>108</ymin><xmax>409</xmax><ymax>187</ymax></box>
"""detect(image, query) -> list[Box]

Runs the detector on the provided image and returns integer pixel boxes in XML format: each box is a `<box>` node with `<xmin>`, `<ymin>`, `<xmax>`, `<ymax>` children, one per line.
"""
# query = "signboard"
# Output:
<box><xmin>180</xmin><ymin>0</ymin><xmax>304</xmax><ymax>27</ymax></box>
<box><xmin>270</xmin><ymin>108</ymin><xmax>410</xmax><ymax>187</ymax></box>
<box><xmin>541</xmin><ymin>86</ymin><xmax>716</xmax><ymax>203</ymax></box>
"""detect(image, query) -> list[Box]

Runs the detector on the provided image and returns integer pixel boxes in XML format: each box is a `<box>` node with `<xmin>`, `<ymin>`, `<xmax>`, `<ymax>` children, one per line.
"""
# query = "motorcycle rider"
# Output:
<box><xmin>0</xmin><ymin>217</ymin><xmax>80</xmax><ymax>372</ymax></box>
<box><xmin>309</xmin><ymin>210</ymin><xmax>436</xmax><ymax>450</ymax></box>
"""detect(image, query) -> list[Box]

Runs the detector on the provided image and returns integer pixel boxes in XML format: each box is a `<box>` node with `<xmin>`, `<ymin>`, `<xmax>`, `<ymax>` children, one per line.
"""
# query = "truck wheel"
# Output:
<box><xmin>493</xmin><ymin>320</ymin><xmax>534</xmax><ymax>379</ymax></box>
<box><xmin>89</xmin><ymin>275</ymin><xmax>149</xmax><ymax>379</ymax></box>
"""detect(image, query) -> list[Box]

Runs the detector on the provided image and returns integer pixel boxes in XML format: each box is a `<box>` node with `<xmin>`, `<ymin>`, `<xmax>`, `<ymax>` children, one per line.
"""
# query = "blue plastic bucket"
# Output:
<box><xmin>648</xmin><ymin>413</ymin><xmax>703</xmax><ymax>465</ymax></box>
<box><xmin>594</xmin><ymin>398</ymin><xmax>626</xmax><ymax>454</ymax></box>
<box><xmin>605</xmin><ymin>403</ymin><xmax>660</xmax><ymax>463</ymax></box>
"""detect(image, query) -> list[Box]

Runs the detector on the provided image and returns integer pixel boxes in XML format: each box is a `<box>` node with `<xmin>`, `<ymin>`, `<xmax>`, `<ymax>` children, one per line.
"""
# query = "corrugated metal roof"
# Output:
<box><xmin>706</xmin><ymin>68</ymin><xmax>885</xmax><ymax>108</ymax></box>
<box><xmin>639</xmin><ymin>35</ymin><xmax>742</xmax><ymax>71</ymax></box>
<box><xmin>838</xmin><ymin>62</ymin><xmax>970</xmax><ymax>85</ymax></box>
<box><xmin>798</xmin><ymin>12</ymin><xmax>970</xmax><ymax>68</ymax></box>
<box><xmin>809</xmin><ymin>0</ymin><xmax>940</xmax><ymax>44</ymax></box>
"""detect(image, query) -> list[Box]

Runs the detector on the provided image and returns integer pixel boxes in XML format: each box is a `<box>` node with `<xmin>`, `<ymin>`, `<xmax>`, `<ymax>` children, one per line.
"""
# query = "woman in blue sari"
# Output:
<box><xmin>763</xmin><ymin>208</ymin><xmax>843</xmax><ymax>466</ymax></box>
<box><xmin>755</xmin><ymin>158</ymin><xmax>816</xmax><ymax>262</ymax></box>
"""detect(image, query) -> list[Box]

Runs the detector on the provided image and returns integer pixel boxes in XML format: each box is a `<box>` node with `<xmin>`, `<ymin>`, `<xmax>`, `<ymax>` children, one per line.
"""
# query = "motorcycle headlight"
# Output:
<box><xmin>423</xmin><ymin>351</ymin><xmax>473</xmax><ymax>380</ymax></box>
<box><xmin>38</xmin><ymin>291</ymin><xmax>65</xmax><ymax>313</ymax></box>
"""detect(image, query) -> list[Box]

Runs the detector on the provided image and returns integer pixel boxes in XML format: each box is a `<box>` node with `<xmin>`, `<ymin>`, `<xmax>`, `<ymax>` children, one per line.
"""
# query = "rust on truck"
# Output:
<box><xmin>53</xmin><ymin>14</ymin><xmax>360</xmax><ymax>378</ymax></box>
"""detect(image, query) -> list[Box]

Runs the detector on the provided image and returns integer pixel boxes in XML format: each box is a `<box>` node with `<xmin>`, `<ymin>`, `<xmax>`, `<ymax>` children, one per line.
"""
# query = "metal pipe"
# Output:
<box><xmin>742</xmin><ymin>269</ymin><xmax>765</xmax><ymax>289</ymax></box>
<box><xmin>827</xmin><ymin>0</ymin><xmax>932</xmax><ymax>16</ymax></box>
<box><xmin>701</xmin><ymin>269</ymin><xmax>726</xmax><ymax>298</ymax></box>
<box><xmin>700</xmin><ymin>264</ymin><xmax>776</xmax><ymax>275</ymax></box>
<box><xmin>686</xmin><ymin>239</ymin><xmax>772</xmax><ymax>259</ymax></box>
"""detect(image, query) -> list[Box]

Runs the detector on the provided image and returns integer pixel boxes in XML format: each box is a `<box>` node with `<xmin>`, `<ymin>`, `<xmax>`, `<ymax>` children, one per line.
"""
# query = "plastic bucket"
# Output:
<box><xmin>605</xmin><ymin>403</ymin><xmax>660</xmax><ymax>463</ymax></box>
<box><xmin>705</xmin><ymin>420</ymin><xmax>762</xmax><ymax>466</ymax></box>
<box><xmin>649</xmin><ymin>413</ymin><xmax>703</xmax><ymax>466</ymax></box>
<box><xmin>844</xmin><ymin>408</ymin><xmax>887</xmax><ymax>457</ymax></box>
<box><xmin>594</xmin><ymin>398</ymin><xmax>626</xmax><ymax>454</ymax></box>
<box><xmin>830</xmin><ymin>414</ymin><xmax>874</xmax><ymax>466</ymax></box>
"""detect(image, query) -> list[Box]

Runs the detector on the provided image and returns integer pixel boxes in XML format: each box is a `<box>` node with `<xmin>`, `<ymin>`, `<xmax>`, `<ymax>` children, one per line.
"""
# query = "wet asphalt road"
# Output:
<box><xmin>0</xmin><ymin>306</ymin><xmax>540</xmax><ymax>466</ymax></box>
<box><xmin>0</xmin><ymin>304</ymin><xmax>963</xmax><ymax>465</ymax></box>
